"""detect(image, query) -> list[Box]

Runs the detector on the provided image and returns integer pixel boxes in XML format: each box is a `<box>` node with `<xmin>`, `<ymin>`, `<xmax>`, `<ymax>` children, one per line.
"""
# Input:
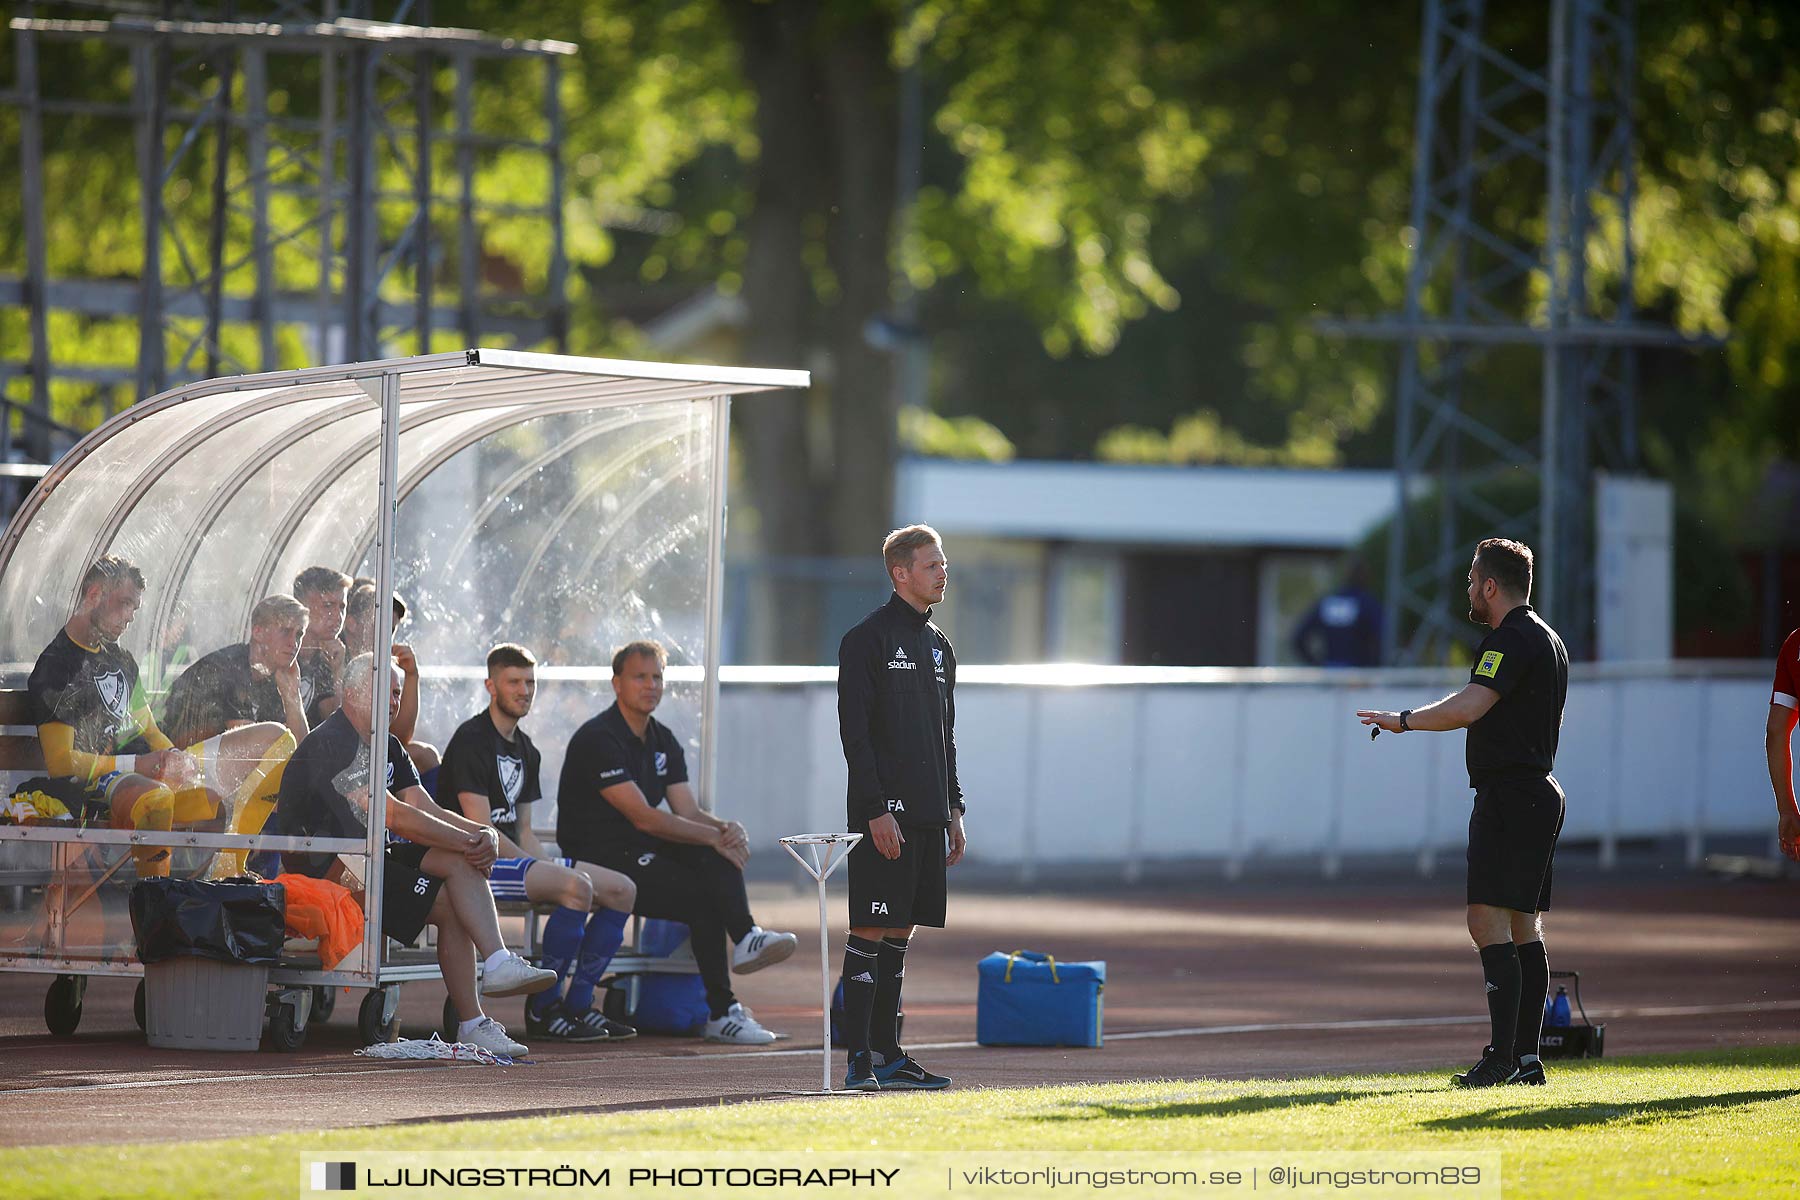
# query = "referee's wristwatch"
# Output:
<box><xmin>1398</xmin><ymin>709</ymin><xmax>1412</xmax><ymax>733</ymax></box>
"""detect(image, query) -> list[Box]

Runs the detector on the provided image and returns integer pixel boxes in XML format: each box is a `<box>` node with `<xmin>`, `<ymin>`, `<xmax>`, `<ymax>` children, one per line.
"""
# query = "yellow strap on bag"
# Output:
<box><xmin>1002</xmin><ymin>950</ymin><xmax>1059</xmax><ymax>984</ymax></box>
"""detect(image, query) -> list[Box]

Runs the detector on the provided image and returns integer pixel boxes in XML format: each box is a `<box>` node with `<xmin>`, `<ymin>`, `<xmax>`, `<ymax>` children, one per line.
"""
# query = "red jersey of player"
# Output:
<box><xmin>1767</xmin><ymin>629</ymin><xmax>1800</xmax><ymax>860</ymax></box>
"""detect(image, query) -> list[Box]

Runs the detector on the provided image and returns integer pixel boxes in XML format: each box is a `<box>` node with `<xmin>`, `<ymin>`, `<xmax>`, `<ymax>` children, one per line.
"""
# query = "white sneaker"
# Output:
<box><xmin>460</xmin><ymin>1016</ymin><xmax>528</xmax><ymax>1058</ymax></box>
<box><xmin>732</xmin><ymin>926</ymin><xmax>798</xmax><ymax>974</ymax></box>
<box><xmin>480</xmin><ymin>952</ymin><xmax>558</xmax><ymax>997</ymax></box>
<box><xmin>703</xmin><ymin>1001</ymin><xmax>778</xmax><ymax>1045</ymax></box>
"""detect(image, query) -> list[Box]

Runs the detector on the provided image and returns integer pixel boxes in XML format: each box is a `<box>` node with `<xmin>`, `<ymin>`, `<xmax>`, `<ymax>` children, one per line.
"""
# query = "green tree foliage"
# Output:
<box><xmin>1355</xmin><ymin>473</ymin><xmax>1750</xmax><ymax>658</ymax></box>
<box><xmin>6</xmin><ymin>0</ymin><xmax>1800</xmax><ymax>613</ymax></box>
<box><xmin>899</xmin><ymin>407</ymin><xmax>1014</xmax><ymax>462</ymax></box>
<box><xmin>918</xmin><ymin>1</ymin><xmax>1421</xmax><ymax>465</ymax></box>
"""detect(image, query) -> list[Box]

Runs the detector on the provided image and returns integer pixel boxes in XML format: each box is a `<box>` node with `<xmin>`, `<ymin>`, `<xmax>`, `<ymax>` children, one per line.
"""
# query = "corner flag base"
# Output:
<box><xmin>779</xmin><ymin>832</ymin><xmax>863</xmax><ymax>1094</ymax></box>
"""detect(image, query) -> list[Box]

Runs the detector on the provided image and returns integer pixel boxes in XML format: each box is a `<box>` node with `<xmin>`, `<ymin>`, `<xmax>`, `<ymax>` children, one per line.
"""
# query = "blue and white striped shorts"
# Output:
<box><xmin>487</xmin><ymin>855</ymin><xmax>575</xmax><ymax>903</ymax></box>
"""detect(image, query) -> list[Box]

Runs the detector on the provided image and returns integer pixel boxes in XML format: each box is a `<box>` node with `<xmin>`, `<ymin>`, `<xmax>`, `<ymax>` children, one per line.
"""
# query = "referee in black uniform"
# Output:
<box><xmin>836</xmin><ymin>524</ymin><xmax>966</xmax><ymax>1091</ymax></box>
<box><xmin>1357</xmin><ymin>538</ymin><xmax>1568</xmax><ymax>1088</ymax></box>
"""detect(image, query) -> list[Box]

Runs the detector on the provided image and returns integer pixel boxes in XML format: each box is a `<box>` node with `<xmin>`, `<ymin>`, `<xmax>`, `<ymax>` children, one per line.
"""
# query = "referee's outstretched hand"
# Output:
<box><xmin>1780</xmin><ymin>812</ymin><xmax>1800</xmax><ymax>862</ymax></box>
<box><xmin>1357</xmin><ymin>709</ymin><xmax>1402</xmax><ymax>735</ymax></box>
<box><xmin>869</xmin><ymin>812</ymin><xmax>905</xmax><ymax>860</ymax></box>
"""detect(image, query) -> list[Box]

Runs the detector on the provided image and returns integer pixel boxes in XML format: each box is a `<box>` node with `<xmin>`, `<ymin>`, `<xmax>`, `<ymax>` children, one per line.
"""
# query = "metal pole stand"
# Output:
<box><xmin>779</xmin><ymin>833</ymin><xmax>864</xmax><ymax>1097</ymax></box>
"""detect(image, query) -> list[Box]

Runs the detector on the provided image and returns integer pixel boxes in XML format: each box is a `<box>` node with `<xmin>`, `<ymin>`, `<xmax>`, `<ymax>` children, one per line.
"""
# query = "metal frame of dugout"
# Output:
<box><xmin>0</xmin><ymin>348</ymin><xmax>807</xmax><ymax>1046</ymax></box>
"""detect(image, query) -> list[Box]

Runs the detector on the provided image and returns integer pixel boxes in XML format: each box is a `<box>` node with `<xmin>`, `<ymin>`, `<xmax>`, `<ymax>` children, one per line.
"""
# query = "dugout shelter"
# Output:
<box><xmin>0</xmin><ymin>348</ymin><xmax>806</xmax><ymax>1044</ymax></box>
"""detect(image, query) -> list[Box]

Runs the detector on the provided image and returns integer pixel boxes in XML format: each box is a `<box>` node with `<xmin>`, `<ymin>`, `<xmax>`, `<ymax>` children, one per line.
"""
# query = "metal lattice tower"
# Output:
<box><xmin>2</xmin><ymin>1</ymin><xmax>572</xmax><ymax>480</ymax></box>
<box><xmin>1329</xmin><ymin>0</ymin><xmax>1703</xmax><ymax>662</ymax></box>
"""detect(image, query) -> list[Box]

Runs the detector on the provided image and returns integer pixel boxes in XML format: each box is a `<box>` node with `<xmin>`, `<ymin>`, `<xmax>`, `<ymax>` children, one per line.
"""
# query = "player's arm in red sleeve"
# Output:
<box><xmin>1767</xmin><ymin>632</ymin><xmax>1800</xmax><ymax>859</ymax></box>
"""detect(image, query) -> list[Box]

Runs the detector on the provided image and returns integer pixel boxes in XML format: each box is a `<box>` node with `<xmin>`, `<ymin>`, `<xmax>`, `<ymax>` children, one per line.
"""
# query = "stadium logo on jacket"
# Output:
<box><xmin>887</xmin><ymin>646</ymin><xmax>916</xmax><ymax>671</ymax></box>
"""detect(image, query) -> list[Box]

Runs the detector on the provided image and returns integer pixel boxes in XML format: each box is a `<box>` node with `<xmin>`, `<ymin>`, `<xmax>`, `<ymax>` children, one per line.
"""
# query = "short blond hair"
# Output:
<box><xmin>882</xmin><ymin>524</ymin><xmax>942</xmax><ymax>581</ymax></box>
<box><xmin>250</xmin><ymin>594</ymin><xmax>308</xmax><ymax>630</ymax></box>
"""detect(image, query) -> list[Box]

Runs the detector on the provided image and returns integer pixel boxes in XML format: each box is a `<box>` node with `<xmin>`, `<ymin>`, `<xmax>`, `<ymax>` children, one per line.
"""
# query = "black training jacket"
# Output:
<box><xmin>837</xmin><ymin>592</ymin><xmax>962</xmax><ymax>829</ymax></box>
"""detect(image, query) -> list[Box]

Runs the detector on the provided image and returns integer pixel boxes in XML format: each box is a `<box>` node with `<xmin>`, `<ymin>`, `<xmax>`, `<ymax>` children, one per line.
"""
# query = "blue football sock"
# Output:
<box><xmin>530</xmin><ymin>906</ymin><xmax>585</xmax><ymax>1017</ymax></box>
<box><xmin>563</xmin><ymin>907</ymin><xmax>629</xmax><ymax>1015</ymax></box>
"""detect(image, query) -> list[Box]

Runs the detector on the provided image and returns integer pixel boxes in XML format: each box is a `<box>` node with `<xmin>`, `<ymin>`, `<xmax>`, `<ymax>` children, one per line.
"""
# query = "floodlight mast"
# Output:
<box><xmin>1323</xmin><ymin>0</ymin><xmax>1711</xmax><ymax>663</ymax></box>
<box><xmin>2</xmin><ymin>3</ymin><xmax>573</xmax><ymax>515</ymax></box>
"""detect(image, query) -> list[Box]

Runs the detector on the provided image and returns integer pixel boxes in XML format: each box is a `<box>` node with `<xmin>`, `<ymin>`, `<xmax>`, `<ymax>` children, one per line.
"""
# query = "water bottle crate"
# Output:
<box><xmin>1539</xmin><ymin>1021</ymin><xmax>1605</xmax><ymax>1059</ymax></box>
<box><xmin>1538</xmin><ymin>968</ymin><xmax>1603</xmax><ymax>1059</ymax></box>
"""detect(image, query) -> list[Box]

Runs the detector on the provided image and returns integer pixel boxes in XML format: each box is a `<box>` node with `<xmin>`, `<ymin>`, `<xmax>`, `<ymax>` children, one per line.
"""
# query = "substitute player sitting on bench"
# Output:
<box><xmin>159</xmin><ymin>593</ymin><xmax>313</xmax><ymax>876</ymax></box>
<box><xmin>274</xmin><ymin>653</ymin><xmax>556</xmax><ymax>1057</ymax></box>
<box><xmin>28</xmin><ymin>557</ymin><xmax>293</xmax><ymax>879</ymax></box>
<box><xmin>342</xmin><ymin>582</ymin><xmax>439</xmax><ymax>783</ymax></box>
<box><xmin>438</xmin><ymin>643</ymin><xmax>639</xmax><ymax>1043</ymax></box>
<box><xmin>557</xmin><ymin>639</ymin><xmax>798</xmax><ymax>1045</ymax></box>
<box><xmin>293</xmin><ymin>565</ymin><xmax>351</xmax><ymax>726</ymax></box>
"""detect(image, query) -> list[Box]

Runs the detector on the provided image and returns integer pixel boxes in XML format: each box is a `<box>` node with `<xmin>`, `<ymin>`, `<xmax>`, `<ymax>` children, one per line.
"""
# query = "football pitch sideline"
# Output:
<box><xmin>2</xmin><ymin>1046</ymin><xmax>1795</xmax><ymax>1199</ymax></box>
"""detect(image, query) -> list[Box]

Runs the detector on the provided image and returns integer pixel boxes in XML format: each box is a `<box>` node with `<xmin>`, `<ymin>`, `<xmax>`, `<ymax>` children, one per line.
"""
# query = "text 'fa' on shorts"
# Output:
<box><xmin>847</xmin><ymin>823</ymin><xmax>948</xmax><ymax>929</ymax></box>
<box><xmin>381</xmin><ymin>841</ymin><xmax>444</xmax><ymax>947</ymax></box>
<box><xmin>486</xmin><ymin>855</ymin><xmax>576</xmax><ymax>904</ymax></box>
<box><xmin>1467</xmin><ymin>775</ymin><xmax>1566</xmax><ymax>914</ymax></box>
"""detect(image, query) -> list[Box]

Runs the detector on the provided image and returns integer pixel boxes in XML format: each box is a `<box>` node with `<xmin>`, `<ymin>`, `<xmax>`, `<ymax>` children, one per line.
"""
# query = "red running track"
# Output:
<box><xmin>0</xmin><ymin>870</ymin><xmax>1795</xmax><ymax>1147</ymax></box>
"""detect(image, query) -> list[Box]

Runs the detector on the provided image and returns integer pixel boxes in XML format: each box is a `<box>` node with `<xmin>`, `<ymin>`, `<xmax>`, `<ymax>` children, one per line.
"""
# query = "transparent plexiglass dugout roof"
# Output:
<box><xmin>0</xmin><ymin>349</ymin><xmax>807</xmax><ymax>810</ymax></box>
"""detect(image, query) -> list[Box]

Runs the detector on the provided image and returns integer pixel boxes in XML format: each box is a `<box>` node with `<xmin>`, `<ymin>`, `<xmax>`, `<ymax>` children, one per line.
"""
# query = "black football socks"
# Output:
<box><xmin>871</xmin><ymin>936</ymin><xmax>909</xmax><ymax>1064</ymax></box>
<box><xmin>1513</xmin><ymin>939</ymin><xmax>1549</xmax><ymax>1063</ymax></box>
<box><xmin>840</xmin><ymin>935</ymin><xmax>881</xmax><ymax>1055</ymax></box>
<box><xmin>1478</xmin><ymin>941</ymin><xmax>1521</xmax><ymax>1057</ymax></box>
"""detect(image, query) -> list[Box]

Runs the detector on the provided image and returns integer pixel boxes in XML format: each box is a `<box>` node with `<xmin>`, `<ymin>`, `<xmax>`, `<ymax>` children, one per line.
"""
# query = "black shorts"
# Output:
<box><xmin>848</xmin><ymin>824</ymin><xmax>947</xmax><ymax>929</ymax></box>
<box><xmin>381</xmin><ymin>842</ymin><xmax>443</xmax><ymax>947</ymax></box>
<box><xmin>1467</xmin><ymin>776</ymin><xmax>1565</xmax><ymax>913</ymax></box>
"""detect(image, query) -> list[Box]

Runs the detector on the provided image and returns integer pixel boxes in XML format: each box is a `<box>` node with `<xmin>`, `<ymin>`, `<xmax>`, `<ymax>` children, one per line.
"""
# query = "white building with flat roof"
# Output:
<box><xmin>892</xmin><ymin>458</ymin><xmax>1406</xmax><ymax>666</ymax></box>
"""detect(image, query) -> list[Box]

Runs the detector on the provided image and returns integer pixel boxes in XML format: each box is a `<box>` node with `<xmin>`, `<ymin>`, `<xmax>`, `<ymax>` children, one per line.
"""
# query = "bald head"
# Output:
<box><xmin>340</xmin><ymin>651</ymin><xmax>402</xmax><ymax>736</ymax></box>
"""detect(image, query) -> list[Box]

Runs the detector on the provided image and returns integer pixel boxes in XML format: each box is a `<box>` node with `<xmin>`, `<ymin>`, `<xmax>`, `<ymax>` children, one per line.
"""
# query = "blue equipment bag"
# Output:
<box><xmin>637</xmin><ymin>917</ymin><xmax>692</xmax><ymax>958</ymax></box>
<box><xmin>627</xmin><ymin>974</ymin><xmax>709</xmax><ymax>1036</ymax></box>
<box><xmin>976</xmin><ymin>949</ymin><xmax>1105</xmax><ymax>1047</ymax></box>
<box><xmin>600</xmin><ymin>918</ymin><xmax>709</xmax><ymax>1035</ymax></box>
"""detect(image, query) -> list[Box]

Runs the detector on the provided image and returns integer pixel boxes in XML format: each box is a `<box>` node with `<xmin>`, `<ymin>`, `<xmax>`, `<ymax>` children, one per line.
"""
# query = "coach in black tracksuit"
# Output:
<box><xmin>1358</xmin><ymin>537</ymin><xmax>1569</xmax><ymax>1090</ymax></box>
<box><xmin>834</xmin><ymin>524</ymin><xmax>966</xmax><ymax>1091</ymax></box>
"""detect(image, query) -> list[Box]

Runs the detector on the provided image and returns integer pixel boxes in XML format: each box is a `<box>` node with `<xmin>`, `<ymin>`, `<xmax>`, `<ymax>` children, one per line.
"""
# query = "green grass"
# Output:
<box><xmin>5</xmin><ymin>1047</ymin><xmax>1798</xmax><ymax>1198</ymax></box>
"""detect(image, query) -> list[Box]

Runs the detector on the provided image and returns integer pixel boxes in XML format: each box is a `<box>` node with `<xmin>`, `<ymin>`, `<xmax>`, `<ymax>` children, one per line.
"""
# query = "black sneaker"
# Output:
<box><xmin>873</xmin><ymin>1053</ymin><xmax>951</xmax><ymax>1090</ymax></box>
<box><xmin>843</xmin><ymin>1051</ymin><xmax>880</xmax><ymax>1091</ymax></box>
<box><xmin>1452</xmin><ymin>1045</ymin><xmax>1519</xmax><ymax>1089</ymax></box>
<box><xmin>1508</xmin><ymin>1057</ymin><xmax>1547</xmax><ymax>1086</ymax></box>
<box><xmin>565</xmin><ymin>1006</ymin><xmax>637</xmax><ymax>1041</ymax></box>
<box><xmin>525</xmin><ymin>1003</ymin><xmax>607</xmax><ymax>1043</ymax></box>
